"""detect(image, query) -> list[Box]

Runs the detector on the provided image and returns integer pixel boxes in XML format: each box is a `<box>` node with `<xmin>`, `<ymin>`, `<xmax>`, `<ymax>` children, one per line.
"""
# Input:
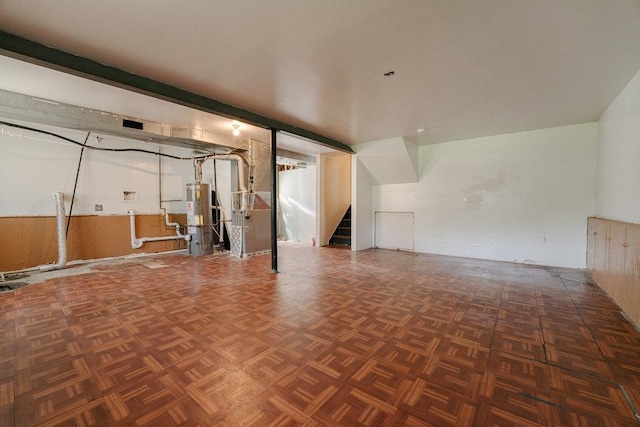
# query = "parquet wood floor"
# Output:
<box><xmin>2</xmin><ymin>244</ymin><xmax>640</xmax><ymax>426</ymax></box>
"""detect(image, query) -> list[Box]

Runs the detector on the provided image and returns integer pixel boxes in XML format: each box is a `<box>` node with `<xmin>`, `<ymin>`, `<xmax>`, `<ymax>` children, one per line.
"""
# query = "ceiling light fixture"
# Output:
<box><xmin>231</xmin><ymin>121</ymin><xmax>240</xmax><ymax>136</ymax></box>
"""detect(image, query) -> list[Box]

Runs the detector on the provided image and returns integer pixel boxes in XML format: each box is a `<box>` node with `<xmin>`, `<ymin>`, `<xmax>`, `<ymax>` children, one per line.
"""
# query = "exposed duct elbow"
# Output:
<box><xmin>40</xmin><ymin>192</ymin><xmax>67</xmax><ymax>271</ymax></box>
<box><xmin>198</xmin><ymin>153</ymin><xmax>248</xmax><ymax>191</ymax></box>
<box><xmin>200</xmin><ymin>152</ymin><xmax>253</xmax><ymax>217</ymax></box>
<box><xmin>225</xmin><ymin>153</ymin><xmax>249</xmax><ymax>193</ymax></box>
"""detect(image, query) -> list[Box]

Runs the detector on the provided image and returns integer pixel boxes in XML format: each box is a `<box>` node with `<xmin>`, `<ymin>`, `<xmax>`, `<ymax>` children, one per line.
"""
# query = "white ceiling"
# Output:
<box><xmin>1</xmin><ymin>0</ymin><xmax>640</xmax><ymax>146</ymax></box>
<box><xmin>0</xmin><ymin>55</ymin><xmax>337</xmax><ymax>156</ymax></box>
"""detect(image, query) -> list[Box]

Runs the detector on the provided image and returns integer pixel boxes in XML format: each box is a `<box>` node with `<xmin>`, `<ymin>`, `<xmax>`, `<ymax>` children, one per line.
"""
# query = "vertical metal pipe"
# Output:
<box><xmin>158</xmin><ymin>147</ymin><xmax>162</xmax><ymax>210</ymax></box>
<box><xmin>270</xmin><ymin>128</ymin><xmax>278</xmax><ymax>273</ymax></box>
<box><xmin>41</xmin><ymin>192</ymin><xmax>67</xmax><ymax>271</ymax></box>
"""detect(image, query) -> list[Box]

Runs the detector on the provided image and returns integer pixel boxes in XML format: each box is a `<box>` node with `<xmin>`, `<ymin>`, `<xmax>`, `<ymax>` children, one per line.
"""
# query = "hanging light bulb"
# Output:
<box><xmin>232</xmin><ymin>121</ymin><xmax>240</xmax><ymax>136</ymax></box>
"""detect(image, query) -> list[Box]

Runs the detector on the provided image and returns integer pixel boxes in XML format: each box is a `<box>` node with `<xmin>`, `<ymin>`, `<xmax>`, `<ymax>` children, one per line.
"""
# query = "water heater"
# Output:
<box><xmin>186</xmin><ymin>183</ymin><xmax>213</xmax><ymax>256</ymax></box>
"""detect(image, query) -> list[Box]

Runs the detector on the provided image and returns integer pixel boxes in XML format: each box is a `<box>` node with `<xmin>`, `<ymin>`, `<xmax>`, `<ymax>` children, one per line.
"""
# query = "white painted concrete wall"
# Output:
<box><xmin>0</xmin><ymin>117</ymin><xmax>197</xmax><ymax>216</ymax></box>
<box><xmin>352</xmin><ymin>157</ymin><xmax>374</xmax><ymax>251</ymax></box>
<box><xmin>355</xmin><ymin>137</ymin><xmax>418</xmax><ymax>185</ymax></box>
<box><xmin>278</xmin><ymin>166</ymin><xmax>317</xmax><ymax>244</ymax></box>
<box><xmin>597</xmin><ymin>67</ymin><xmax>640</xmax><ymax>224</ymax></box>
<box><xmin>373</xmin><ymin>123</ymin><xmax>598</xmax><ymax>268</ymax></box>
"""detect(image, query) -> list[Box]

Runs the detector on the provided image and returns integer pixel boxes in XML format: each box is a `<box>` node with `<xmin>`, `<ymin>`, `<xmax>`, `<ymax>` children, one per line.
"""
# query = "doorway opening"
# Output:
<box><xmin>277</xmin><ymin>156</ymin><xmax>317</xmax><ymax>246</ymax></box>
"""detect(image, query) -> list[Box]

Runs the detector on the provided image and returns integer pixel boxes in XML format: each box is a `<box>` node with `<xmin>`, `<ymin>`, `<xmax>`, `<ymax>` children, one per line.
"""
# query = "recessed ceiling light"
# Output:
<box><xmin>417</xmin><ymin>128</ymin><xmax>426</xmax><ymax>134</ymax></box>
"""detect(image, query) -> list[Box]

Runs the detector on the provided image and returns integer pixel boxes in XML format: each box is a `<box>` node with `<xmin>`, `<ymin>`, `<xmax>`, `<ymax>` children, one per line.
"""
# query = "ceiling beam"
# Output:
<box><xmin>0</xmin><ymin>30</ymin><xmax>353</xmax><ymax>153</ymax></box>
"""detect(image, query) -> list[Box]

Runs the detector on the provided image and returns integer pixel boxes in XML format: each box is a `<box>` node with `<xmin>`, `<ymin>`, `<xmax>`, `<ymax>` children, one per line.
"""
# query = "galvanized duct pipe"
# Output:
<box><xmin>197</xmin><ymin>153</ymin><xmax>248</xmax><ymax>191</ymax></box>
<box><xmin>40</xmin><ymin>192</ymin><xmax>67</xmax><ymax>271</ymax></box>
<box><xmin>203</xmin><ymin>153</ymin><xmax>251</xmax><ymax>215</ymax></box>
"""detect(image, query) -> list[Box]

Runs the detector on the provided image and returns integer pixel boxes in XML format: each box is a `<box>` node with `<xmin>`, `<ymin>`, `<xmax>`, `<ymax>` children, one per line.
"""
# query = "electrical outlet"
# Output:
<box><xmin>95</xmin><ymin>204</ymin><xmax>103</xmax><ymax>212</ymax></box>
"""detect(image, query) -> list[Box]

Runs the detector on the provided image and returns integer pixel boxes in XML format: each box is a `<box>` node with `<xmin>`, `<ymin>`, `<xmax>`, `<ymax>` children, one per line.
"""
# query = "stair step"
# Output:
<box><xmin>335</xmin><ymin>227</ymin><xmax>351</xmax><ymax>235</ymax></box>
<box><xmin>330</xmin><ymin>235</ymin><xmax>351</xmax><ymax>246</ymax></box>
<box><xmin>331</xmin><ymin>234</ymin><xmax>351</xmax><ymax>241</ymax></box>
<box><xmin>329</xmin><ymin>205</ymin><xmax>352</xmax><ymax>247</ymax></box>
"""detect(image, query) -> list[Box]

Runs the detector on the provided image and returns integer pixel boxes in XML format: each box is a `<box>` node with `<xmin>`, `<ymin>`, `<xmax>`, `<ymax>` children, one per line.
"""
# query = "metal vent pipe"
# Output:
<box><xmin>40</xmin><ymin>192</ymin><xmax>67</xmax><ymax>271</ymax></box>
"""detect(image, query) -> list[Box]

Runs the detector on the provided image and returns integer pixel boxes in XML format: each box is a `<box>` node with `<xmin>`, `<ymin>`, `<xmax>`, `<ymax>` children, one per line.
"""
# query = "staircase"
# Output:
<box><xmin>329</xmin><ymin>206</ymin><xmax>351</xmax><ymax>247</ymax></box>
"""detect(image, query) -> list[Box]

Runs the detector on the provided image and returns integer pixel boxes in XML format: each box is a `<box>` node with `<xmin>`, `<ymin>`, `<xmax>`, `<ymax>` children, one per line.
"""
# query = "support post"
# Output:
<box><xmin>270</xmin><ymin>128</ymin><xmax>278</xmax><ymax>273</ymax></box>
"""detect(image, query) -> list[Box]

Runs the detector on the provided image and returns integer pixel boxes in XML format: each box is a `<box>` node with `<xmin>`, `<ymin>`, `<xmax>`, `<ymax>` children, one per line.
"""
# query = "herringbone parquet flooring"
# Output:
<box><xmin>1</xmin><ymin>244</ymin><xmax>640</xmax><ymax>426</ymax></box>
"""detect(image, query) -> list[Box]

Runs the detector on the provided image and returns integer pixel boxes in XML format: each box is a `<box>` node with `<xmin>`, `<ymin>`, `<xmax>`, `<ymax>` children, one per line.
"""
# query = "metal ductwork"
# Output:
<box><xmin>40</xmin><ymin>192</ymin><xmax>67</xmax><ymax>272</ymax></box>
<box><xmin>186</xmin><ymin>150</ymin><xmax>255</xmax><ymax>256</ymax></box>
<box><xmin>0</xmin><ymin>88</ymin><xmax>241</xmax><ymax>153</ymax></box>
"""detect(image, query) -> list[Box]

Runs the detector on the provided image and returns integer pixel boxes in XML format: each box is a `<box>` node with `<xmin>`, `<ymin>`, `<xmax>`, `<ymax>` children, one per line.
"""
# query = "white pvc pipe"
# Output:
<box><xmin>128</xmin><ymin>209</ymin><xmax>189</xmax><ymax>249</ymax></box>
<box><xmin>128</xmin><ymin>209</ymin><xmax>143</xmax><ymax>249</ymax></box>
<box><xmin>40</xmin><ymin>192</ymin><xmax>67</xmax><ymax>271</ymax></box>
<box><xmin>162</xmin><ymin>208</ymin><xmax>185</xmax><ymax>238</ymax></box>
